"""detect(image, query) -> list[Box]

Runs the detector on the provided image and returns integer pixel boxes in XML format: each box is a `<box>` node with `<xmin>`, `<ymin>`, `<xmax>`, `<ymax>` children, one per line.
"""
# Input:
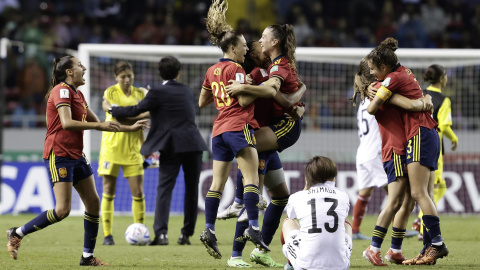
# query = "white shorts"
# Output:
<box><xmin>282</xmin><ymin>230</ymin><xmax>352</xmax><ymax>270</ymax></box>
<box><xmin>356</xmin><ymin>154</ymin><xmax>387</xmax><ymax>190</ymax></box>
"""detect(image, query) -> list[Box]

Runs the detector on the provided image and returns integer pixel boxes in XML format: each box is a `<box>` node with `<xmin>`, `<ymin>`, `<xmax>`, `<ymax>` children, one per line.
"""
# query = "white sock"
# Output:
<box><xmin>83</xmin><ymin>252</ymin><xmax>94</xmax><ymax>258</ymax></box>
<box><xmin>432</xmin><ymin>241</ymin><xmax>443</xmax><ymax>246</ymax></box>
<box><xmin>233</xmin><ymin>201</ymin><xmax>243</xmax><ymax>207</ymax></box>
<box><xmin>370</xmin><ymin>245</ymin><xmax>381</xmax><ymax>252</ymax></box>
<box><xmin>391</xmin><ymin>248</ymin><xmax>402</xmax><ymax>254</ymax></box>
<box><xmin>16</xmin><ymin>227</ymin><xmax>24</xmax><ymax>237</ymax></box>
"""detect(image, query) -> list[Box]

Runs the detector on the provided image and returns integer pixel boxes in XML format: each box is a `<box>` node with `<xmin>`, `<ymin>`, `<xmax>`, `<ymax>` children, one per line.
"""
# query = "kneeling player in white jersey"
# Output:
<box><xmin>281</xmin><ymin>156</ymin><xmax>352</xmax><ymax>270</ymax></box>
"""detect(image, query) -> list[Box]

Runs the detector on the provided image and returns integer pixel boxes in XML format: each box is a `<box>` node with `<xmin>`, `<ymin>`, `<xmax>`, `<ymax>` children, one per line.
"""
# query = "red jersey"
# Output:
<box><xmin>250</xmin><ymin>67</ymin><xmax>272</xmax><ymax>127</ymax></box>
<box><xmin>268</xmin><ymin>56</ymin><xmax>299</xmax><ymax>117</ymax></box>
<box><xmin>376</xmin><ymin>65</ymin><xmax>437</xmax><ymax>140</ymax></box>
<box><xmin>202</xmin><ymin>58</ymin><xmax>259</xmax><ymax>137</ymax></box>
<box><xmin>43</xmin><ymin>82</ymin><xmax>88</xmax><ymax>159</ymax></box>
<box><xmin>372</xmin><ymin>81</ymin><xmax>407</xmax><ymax>162</ymax></box>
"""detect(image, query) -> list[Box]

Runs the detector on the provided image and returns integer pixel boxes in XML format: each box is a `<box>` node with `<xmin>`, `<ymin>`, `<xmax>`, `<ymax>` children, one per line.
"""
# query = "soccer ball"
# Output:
<box><xmin>125</xmin><ymin>223</ymin><xmax>151</xmax><ymax>245</ymax></box>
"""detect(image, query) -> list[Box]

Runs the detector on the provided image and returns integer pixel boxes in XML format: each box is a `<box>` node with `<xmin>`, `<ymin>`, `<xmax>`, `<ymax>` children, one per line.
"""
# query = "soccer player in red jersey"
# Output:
<box><xmin>366</xmin><ymin>38</ymin><xmax>449</xmax><ymax>265</ymax></box>
<box><xmin>224</xmin><ymin>40</ymin><xmax>305</xmax><ymax>268</ymax></box>
<box><xmin>226</xmin><ymin>24</ymin><xmax>303</xmax><ymax>154</ymax></box>
<box><xmin>198</xmin><ymin>0</ymin><xmax>268</xmax><ymax>259</ymax></box>
<box><xmin>6</xmin><ymin>56</ymin><xmax>148</xmax><ymax>266</ymax></box>
<box><xmin>353</xmin><ymin>58</ymin><xmax>433</xmax><ymax>266</ymax></box>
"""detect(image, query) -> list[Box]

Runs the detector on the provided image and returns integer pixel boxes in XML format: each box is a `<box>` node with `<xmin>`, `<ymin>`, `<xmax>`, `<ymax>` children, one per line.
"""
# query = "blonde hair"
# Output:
<box><xmin>206</xmin><ymin>0</ymin><xmax>240</xmax><ymax>52</ymax></box>
<box><xmin>350</xmin><ymin>58</ymin><xmax>376</xmax><ymax>106</ymax></box>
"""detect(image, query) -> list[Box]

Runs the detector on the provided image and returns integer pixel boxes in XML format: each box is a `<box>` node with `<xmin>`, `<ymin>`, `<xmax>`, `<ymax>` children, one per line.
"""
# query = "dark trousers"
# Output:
<box><xmin>153</xmin><ymin>151</ymin><xmax>202</xmax><ymax>237</ymax></box>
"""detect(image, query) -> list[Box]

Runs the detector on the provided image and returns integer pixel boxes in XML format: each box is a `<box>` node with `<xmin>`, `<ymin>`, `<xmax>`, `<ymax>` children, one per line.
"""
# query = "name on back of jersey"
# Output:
<box><xmin>308</xmin><ymin>186</ymin><xmax>336</xmax><ymax>194</ymax></box>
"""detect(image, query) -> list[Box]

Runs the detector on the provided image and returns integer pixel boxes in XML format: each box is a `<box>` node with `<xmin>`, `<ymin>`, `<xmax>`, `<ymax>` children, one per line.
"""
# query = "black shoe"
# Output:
<box><xmin>79</xmin><ymin>255</ymin><xmax>109</xmax><ymax>266</ymax></box>
<box><xmin>103</xmin><ymin>235</ymin><xmax>115</xmax><ymax>245</ymax></box>
<box><xmin>199</xmin><ymin>228</ymin><xmax>221</xmax><ymax>259</ymax></box>
<box><xmin>243</xmin><ymin>225</ymin><xmax>270</xmax><ymax>251</ymax></box>
<box><xmin>178</xmin><ymin>234</ymin><xmax>191</xmax><ymax>245</ymax></box>
<box><xmin>149</xmin><ymin>233</ymin><xmax>168</xmax><ymax>245</ymax></box>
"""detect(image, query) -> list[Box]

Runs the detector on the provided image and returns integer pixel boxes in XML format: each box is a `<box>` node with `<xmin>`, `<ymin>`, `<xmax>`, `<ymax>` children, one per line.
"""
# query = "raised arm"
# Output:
<box><xmin>110</xmin><ymin>93</ymin><xmax>154</xmax><ymax>118</ymax></box>
<box><xmin>237</xmin><ymin>94</ymin><xmax>256</xmax><ymax>107</ymax></box>
<box><xmin>85</xmin><ymin>107</ymin><xmax>148</xmax><ymax>132</ymax></box>
<box><xmin>274</xmin><ymin>80</ymin><xmax>306</xmax><ymax>108</ymax></box>
<box><xmin>225</xmin><ymin>77</ymin><xmax>281</xmax><ymax>98</ymax></box>
<box><xmin>58</xmin><ymin>106</ymin><xmax>120</xmax><ymax>131</ymax></box>
<box><xmin>389</xmin><ymin>94</ymin><xmax>433</xmax><ymax>112</ymax></box>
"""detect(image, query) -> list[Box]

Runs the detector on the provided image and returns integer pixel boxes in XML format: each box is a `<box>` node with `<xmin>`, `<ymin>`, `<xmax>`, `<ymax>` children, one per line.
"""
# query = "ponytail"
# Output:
<box><xmin>350</xmin><ymin>58</ymin><xmax>375</xmax><ymax>106</ymax></box>
<box><xmin>206</xmin><ymin>0</ymin><xmax>241</xmax><ymax>52</ymax></box>
<box><xmin>45</xmin><ymin>56</ymin><xmax>75</xmax><ymax>101</ymax></box>
<box><xmin>267</xmin><ymin>24</ymin><xmax>297</xmax><ymax>72</ymax></box>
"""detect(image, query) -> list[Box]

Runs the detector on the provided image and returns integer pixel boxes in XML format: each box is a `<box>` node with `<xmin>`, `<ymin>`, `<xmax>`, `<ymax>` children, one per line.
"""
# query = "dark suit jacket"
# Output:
<box><xmin>111</xmin><ymin>80</ymin><xmax>207</xmax><ymax>155</ymax></box>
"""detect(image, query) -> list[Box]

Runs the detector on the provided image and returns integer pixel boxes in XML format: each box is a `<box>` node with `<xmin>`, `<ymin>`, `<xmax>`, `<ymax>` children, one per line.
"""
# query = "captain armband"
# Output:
<box><xmin>376</xmin><ymin>86</ymin><xmax>393</xmax><ymax>101</ymax></box>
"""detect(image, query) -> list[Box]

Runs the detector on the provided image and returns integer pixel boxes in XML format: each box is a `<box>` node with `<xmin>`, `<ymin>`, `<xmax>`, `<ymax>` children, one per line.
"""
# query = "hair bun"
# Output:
<box><xmin>380</xmin><ymin>37</ymin><xmax>398</xmax><ymax>52</ymax></box>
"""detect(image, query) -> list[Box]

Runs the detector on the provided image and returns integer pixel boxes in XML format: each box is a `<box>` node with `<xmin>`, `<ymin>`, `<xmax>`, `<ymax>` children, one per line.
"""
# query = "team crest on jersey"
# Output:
<box><xmin>270</xmin><ymin>65</ymin><xmax>279</xmax><ymax>72</ymax></box>
<box><xmin>235</xmin><ymin>73</ymin><xmax>245</xmax><ymax>83</ymax></box>
<box><xmin>58</xmin><ymin>167</ymin><xmax>67</xmax><ymax>178</ymax></box>
<box><xmin>59</xmin><ymin>89</ymin><xmax>69</xmax><ymax>98</ymax></box>
<box><xmin>258</xmin><ymin>159</ymin><xmax>265</xmax><ymax>170</ymax></box>
<box><xmin>214</xmin><ymin>68</ymin><xmax>221</xmax><ymax>75</ymax></box>
<box><xmin>382</xmin><ymin>77</ymin><xmax>391</xmax><ymax>87</ymax></box>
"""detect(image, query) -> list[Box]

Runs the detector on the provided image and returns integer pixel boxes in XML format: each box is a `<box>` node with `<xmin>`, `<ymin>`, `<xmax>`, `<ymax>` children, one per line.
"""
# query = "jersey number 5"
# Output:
<box><xmin>307</xmin><ymin>198</ymin><xmax>339</xmax><ymax>233</ymax></box>
<box><xmin>211</xmin><ymin>81</ymin><xmax>231</xmax><ymax>107</ymax></box>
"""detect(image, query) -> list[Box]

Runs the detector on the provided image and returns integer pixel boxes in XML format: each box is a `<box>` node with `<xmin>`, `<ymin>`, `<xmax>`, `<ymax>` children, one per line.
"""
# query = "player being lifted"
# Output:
<box><xmin>224</xmin><ymin>40</ymin><xmax>306</xmax><ymax>268</ymax></box>
<box><xmin>198</xmin><ymin>0</ymin><xmax>269</xmax><ymax>259</ymax></box>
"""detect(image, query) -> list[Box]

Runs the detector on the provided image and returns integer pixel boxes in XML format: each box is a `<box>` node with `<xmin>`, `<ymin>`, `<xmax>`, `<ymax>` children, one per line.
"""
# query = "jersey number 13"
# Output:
<box><xmin>307</xmin><ymin>198</ymin><xmax>339</xmax><ymax>233</ymax></box>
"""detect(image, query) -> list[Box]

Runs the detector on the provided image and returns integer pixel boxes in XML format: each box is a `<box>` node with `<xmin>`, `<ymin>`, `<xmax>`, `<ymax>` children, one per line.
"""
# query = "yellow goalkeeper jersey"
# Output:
<box><xmin>99</xmin><ymin>84</ymin><xmax>145</xmax><ymax>165</ymax></box>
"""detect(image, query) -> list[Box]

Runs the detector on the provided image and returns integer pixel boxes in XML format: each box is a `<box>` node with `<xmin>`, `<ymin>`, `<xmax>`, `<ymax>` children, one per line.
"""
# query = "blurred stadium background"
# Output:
<box><xmin>1</xmin><ymin>0</ymin><xmax>479</xmax><ymax>217</ymax></box>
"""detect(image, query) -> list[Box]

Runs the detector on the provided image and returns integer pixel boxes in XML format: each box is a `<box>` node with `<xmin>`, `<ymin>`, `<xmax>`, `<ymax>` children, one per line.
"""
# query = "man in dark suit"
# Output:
<box><xmin>106</xmin><ymin>56</ymin><xmax>208</xmax><ymax>245</ymax></box>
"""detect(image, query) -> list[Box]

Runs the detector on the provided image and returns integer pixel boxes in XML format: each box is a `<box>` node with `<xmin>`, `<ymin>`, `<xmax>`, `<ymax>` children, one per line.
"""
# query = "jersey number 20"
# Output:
<box><xmin>211</xmin><ymin>81</ymin><xmax>231</xmax><ymax>107</ymax></box>
<box><xmin>307</xmin><ymin>198</ymin><xmax>339</xmax><ymax>233</ymax></box>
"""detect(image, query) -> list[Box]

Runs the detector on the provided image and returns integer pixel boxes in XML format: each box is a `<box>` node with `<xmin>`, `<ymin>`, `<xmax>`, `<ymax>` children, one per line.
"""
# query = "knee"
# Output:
<box><xmin>410</xmin><ymin>189</ymin><xmax>426</xmax><ymax>202</ymax></box>
<box><xmin>54</xmin><ymin>207</ymin><xmax>71</xmax><ymax>220</ymax></box>
<box><xmin>388</xmin><ymin>197</ymin><xmax>404</xmax><ymax>212</ymax></box>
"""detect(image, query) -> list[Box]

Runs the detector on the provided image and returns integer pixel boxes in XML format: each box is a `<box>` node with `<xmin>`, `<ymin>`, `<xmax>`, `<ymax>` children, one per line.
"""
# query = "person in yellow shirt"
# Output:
<box><xmin>413</xmin><ymin>64</ymin><xmax>458</xmax><ymax>240</ymax></box>
<box><xmin>98</xmin><ymin>61</ymin><xmax>148</xmax><ymax>245</ymax></box>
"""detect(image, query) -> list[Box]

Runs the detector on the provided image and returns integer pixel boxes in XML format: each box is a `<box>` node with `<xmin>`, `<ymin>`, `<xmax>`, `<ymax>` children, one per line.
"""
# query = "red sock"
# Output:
<box><xmin>352</xmin><ymin>195</ymin><xmax>370</xmax><ymax>234</ymax></box>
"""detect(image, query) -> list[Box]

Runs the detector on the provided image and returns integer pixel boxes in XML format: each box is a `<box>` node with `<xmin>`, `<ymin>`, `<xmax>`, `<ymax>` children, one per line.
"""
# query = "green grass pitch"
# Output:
<box><xmin>1</xmin><ymin>214</ymin><xmax>479</xmax><ymax>269</ymax></box>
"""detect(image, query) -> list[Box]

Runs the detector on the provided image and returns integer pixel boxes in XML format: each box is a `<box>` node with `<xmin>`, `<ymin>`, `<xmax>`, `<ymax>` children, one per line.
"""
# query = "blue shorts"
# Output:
<box><xmin>44</xmin><ymin>152</ymin><xmax>93</xmax><ymax>187</ymax></box>
<box><xmin>383</xmin><ymin>152</ymin><xmax>408</xmax><ymax>184</ymax></box>
<box><xmin>258</xmin><ymin>150</ymin><xmax>283</xmax><ymax>175</ymax></box>
<box><xmin>406</xmin><ymin>126</ymin><xmax>440</xmax><ymax>171</ymax></box>
<box><xmin>212</xmin><ymin>126</ymin><xmax>256</xmax><ymax>161</ymax></box>
<box><xmin>269</xmin><ymin>116</ymin><xmax>302</xmax><ymax>152</ymax></box>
